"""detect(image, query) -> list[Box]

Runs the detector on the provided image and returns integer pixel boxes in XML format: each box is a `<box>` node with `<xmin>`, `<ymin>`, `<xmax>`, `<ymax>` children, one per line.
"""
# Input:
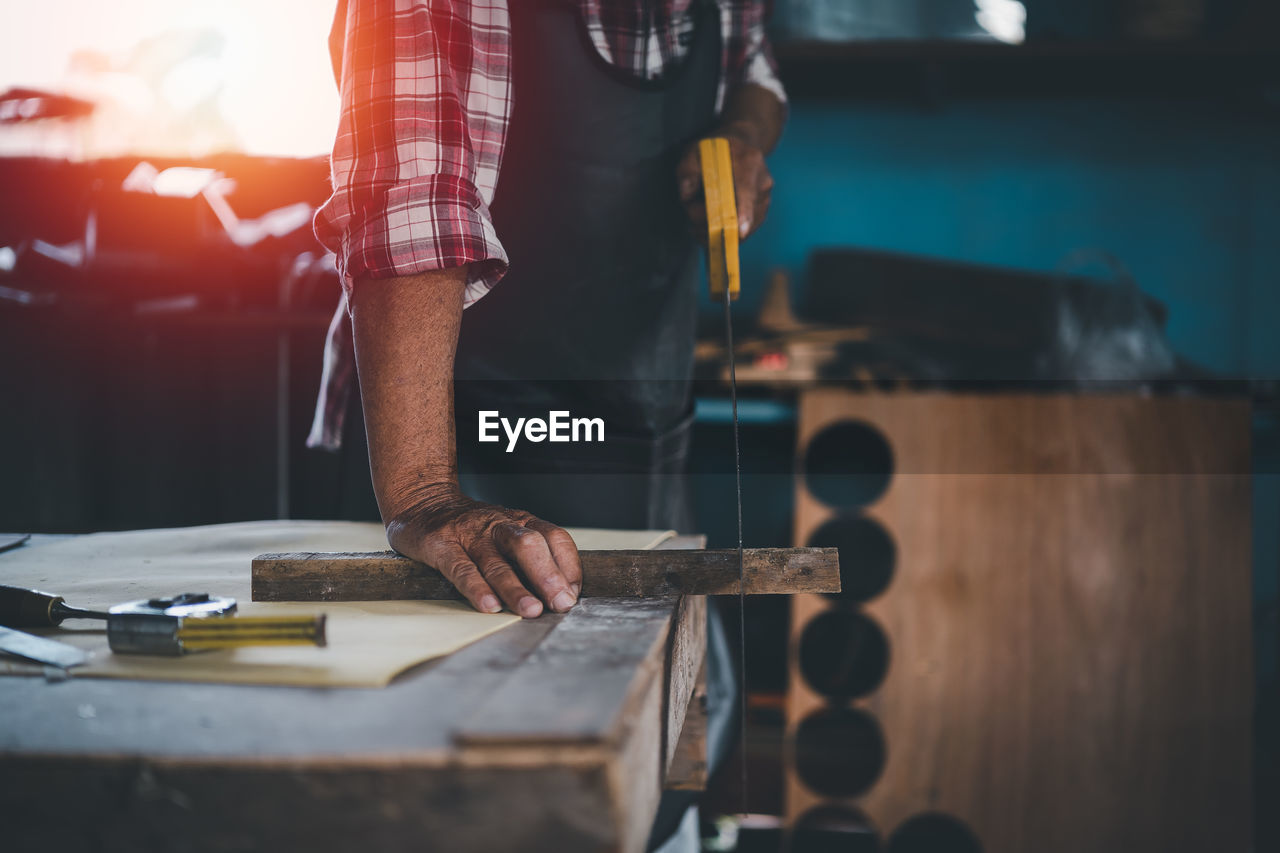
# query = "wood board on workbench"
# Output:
<box><xmin>251</xmin><ymin>546</ymin><xmax>839</xmax><ymax>601</ymax></box>
<box><xmin>0</xmin><ymin>531</ymin><xmax>708</xmax><ymax>853</ymax></box>
<box><xmin>0</xmin><ymin>520</ymin><xmax>674</xmax><ymax>687</ymax></box>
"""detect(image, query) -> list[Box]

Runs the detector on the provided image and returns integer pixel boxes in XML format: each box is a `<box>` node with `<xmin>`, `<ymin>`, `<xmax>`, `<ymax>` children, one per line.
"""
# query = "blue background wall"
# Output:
<box><xmin>731</xmin><ymin>97</ymin><xmax>1280</xmax><ymax>377</ymax></box>
<box><xmin>696</xmin><ymin>92</ymin><xmax>1279</xmax><ymax>690</ymax></box>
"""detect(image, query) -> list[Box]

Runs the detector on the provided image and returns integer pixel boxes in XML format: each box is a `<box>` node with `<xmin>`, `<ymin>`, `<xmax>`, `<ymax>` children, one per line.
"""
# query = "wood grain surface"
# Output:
<box><xmin>251</xmin><ymin>547</ymin><xmax>839</xmax><ymax>601</ymax></box>
<box><xmin>663</xmin><ymin>595</ymin><xmax>707</xmax><ymax>776</ymax></box>
<box><xmin>0</xmin><ymin>529</ymin><xmax>713</xmax><ymax>853</ymax></box>
<box><xmin>456</xmin><ymin>597</ymin><xmax>684</xmax><ymax>745</ymax></box>
<box><xmin>786</xmin><ymin>392</ymin><xmax>1252</xmax><ymax>853</ymax></box>
<box><xmin>665</xmin><ymin>659</ymin><xmax>709</xmax><ymax>790</ymax></box>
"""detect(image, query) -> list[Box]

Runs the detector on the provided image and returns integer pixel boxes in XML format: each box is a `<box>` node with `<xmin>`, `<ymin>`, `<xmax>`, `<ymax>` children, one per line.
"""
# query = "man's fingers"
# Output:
<box><xmin>676</xmin><ymin>150</ymin><xmax>702</xmax><ymax>202</ymax></box>
<box><xmin>684</xmin><ymin>199</ymin><xmax>708</xmax><ymax>242</ymax></box>
<box><xmin>469</xmin><ymin>538</ymin><xmax>543</xmax><ymax>618</ymax></box>
<box><xmin>678</xmin><ymin>148</ymin><xmax>706</xmax><ymax>240</ymax></box>
<box><xmin>734</xmin><ymin>167</ymin><xmax>754</xmax><ymax>237</ymax></box>
<box><xmin>682</xmin><ymin>139</ymin><xmax>773</xmax><ymax>240</ymax></box>
<box><xmin>753</xmin><ymin>185</ymin><xmax>772</xmax><ymax>237</ymax></box>
<box><xmin>423</xmin><ymin>541</ymin><xmax>502</xmax><ymax>614</ymax></box>
<box><xmin>526</xmin><ymin>519</ymin><xmax>583</xmax><ymax>597</ymax></box>
<box><xmin>494</xmin><ymin>522</ymin><xmax>577</xmax><ymax>613</ymax></box>
<box><xmin>735</xmin><ymin>159</ymin><xmax>773</xmax><ymax>239</ymax></box>
<box><xmin>739</xmin><ymin>181</ymin><xmax>772</xmax><ymax>239</ymax></box>
<box><xmin>394</xmin><ymin>501</ymin><xmax>584</xmax><ymax>619</ymax></box>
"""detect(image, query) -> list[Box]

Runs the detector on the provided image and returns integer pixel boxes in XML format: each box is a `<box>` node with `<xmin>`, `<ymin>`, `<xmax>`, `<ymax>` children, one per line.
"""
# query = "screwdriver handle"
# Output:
<box><xmin>0</xmin><ymin>584</ymin><xmax>67</xmax><ymax>628</ymax></box>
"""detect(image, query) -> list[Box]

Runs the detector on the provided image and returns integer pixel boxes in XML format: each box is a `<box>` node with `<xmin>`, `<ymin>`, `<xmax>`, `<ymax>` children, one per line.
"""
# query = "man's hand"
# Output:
<box><xmin>351</xmin><ymin>268</ymin><xmax>581</xmax><ymax>619</ymax></box>
<box><xmin>676</xmin><ymin>82</ymin><xmax>785</xmax><ymax>242</ymax></box>
<box><xmin>677</xmin><ymin>130</ymin><xmax>773</xmax><ymax>240</ymax></box>
<box><xmin>386</xmin><ymin>488</ymin><xmax>582</xmax><ymax>619</ymax></box>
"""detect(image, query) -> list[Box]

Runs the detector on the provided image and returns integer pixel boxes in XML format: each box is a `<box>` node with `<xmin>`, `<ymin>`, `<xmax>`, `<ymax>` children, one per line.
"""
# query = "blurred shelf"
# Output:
<box><xmin>774</xmin><ymin>38</ymin><xmax>1280</xmax><ymax>101</ymax></box>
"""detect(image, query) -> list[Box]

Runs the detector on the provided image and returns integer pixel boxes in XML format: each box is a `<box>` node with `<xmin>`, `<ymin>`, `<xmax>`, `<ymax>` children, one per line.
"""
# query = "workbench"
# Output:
<box><xmin>0</xmin><ymin>534</ymin><xmax>711</xmax><ymax>853</ymax></box>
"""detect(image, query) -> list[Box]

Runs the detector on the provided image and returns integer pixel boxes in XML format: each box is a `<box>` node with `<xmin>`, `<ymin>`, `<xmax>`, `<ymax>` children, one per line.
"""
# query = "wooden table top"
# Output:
<box><xmin>0</xmin><ymin>534</ymin><xmax>709</xmax><ymax>853</ymax></box>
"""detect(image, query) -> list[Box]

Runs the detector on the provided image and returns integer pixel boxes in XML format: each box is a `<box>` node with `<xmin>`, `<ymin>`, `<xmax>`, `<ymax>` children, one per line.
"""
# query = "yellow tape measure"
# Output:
<box><xmin>699</xmin><ymin>136</ymin><xmax>740</xmax><ymax>302</ymax></box>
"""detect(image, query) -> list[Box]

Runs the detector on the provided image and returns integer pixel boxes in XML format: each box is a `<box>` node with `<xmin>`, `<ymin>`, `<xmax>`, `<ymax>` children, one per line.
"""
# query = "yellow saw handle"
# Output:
<box><xmin>699</xmin><ymin>137</ymin><xmax>740</xmax><ymax>302</ymax></box>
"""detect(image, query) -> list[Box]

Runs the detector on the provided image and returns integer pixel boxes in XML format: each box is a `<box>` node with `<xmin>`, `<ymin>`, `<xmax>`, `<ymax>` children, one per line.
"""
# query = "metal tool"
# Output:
<box><xmin>698</xmin><ymin>136</ymin><xmax>747</xmax><ymax>813</ymax></box>
<box><xmin>0</xmin><ymin>625</ymin><xmax>88</xmax><ymax>669</ymax></box>
<box><xmin>108</xmin><ymin>593</ymin><xmax>325</xmax><ymax>655</ymax></box>
<box><xmin>0</xmin><ymin>584</ymin><xmax>326</xmax><ymax>656</ymax></box>
<box><xmin>0</xmin><ymin>582</ymin><xmax>110</xmax><ymax>627</ymax></box>
<box><xmin>0</xmin><ymin>533</ymin><xmax>32</xmax><ymax>555</ymax></box>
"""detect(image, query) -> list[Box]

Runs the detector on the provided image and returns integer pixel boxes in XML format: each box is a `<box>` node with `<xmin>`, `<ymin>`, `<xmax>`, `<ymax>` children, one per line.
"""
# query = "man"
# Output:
<box><xmin>312</xmin><ymin>1</ymin><xmax>785</xmax><ymax>846</ymax></box>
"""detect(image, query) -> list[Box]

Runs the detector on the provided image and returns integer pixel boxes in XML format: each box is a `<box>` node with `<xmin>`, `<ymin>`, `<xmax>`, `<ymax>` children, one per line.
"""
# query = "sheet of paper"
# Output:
<box><xmin>0</xmin><ymin>521</ymin><xmax>674</xmax><ymax>687</ymax></box>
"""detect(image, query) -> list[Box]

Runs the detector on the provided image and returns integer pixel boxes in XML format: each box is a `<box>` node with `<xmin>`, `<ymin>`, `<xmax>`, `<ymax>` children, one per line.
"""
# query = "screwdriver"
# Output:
<box><xmin>0</xmin><ymin>583</ymin><xmax>109</xmax><ymax>627</ymax></box>
<box><xmin>0</xmin><ymin>584</ymin><xmax>326</xmax><ymax>656</ymax></box>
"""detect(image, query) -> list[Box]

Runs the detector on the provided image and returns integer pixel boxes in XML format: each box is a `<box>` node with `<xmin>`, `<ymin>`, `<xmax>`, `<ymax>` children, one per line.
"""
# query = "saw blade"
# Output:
<box><xmin>724</xmin><ymin>289</ymin><xmax>747</xmax><ymax>815</ymax></box>
<box><xmin>700</xmin><ymin>135</ymin><xmax>747</xmax><ymax>815</ymax></box>
<box><xmin>0</xmin><ymin>625</ymin><xmax>88</xmax><ymax>669</ymax></box>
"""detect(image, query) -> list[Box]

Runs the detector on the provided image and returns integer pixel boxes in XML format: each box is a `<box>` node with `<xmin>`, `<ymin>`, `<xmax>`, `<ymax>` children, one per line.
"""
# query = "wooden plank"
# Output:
<box><xmin>252</xmin><ymin>547</ymin><xmax>839</xmax><ymax>601</ymax></box>
<box><xmin>453</xmin><ymin>592</ymin><xmax>706</xmax><ymax>853</ymax></box>
<box><xmin>0</xmin><ymin>756</ymin><xmax>620</xmax><ymax>853</ymax></box>
<box><xmin>665</xmin><ymin>659</ymin><xmax>708</xmax><ymax>790</ymax></box>
<box><xmin>0</xmin><ymin>531</ymin><xmax>711</xmax><ymax>853</ymax></box>
<box><xmin>454</xmin><ymin>597</ymin><xmax>678</xmax><ymax>745</ymax></box>
<box><xmin>0</xmin><ymin>596</ymin><xmax>691</xmax><ymax>853</ymax></box>
<box><xmin>452</xmin><ymin>595</ymin><xmax>698</xmax><ymax>853</ymax></box>
<box><xmin>611</xmin><ymin>659</ymin><xmax>667</xmax><ymax>853</ymax></box>
<box><xmin>664</xmin><ymin>595</ymin><xmax>706</xmax><ymax>773</ymax></box>
<box><xmin>0</xmin><ymin>612</ymin><xmax>561</xmax><ymax>762</ymax></box>
<box><xmin>656</xmin><ymin>536</ymin><xmax>709</xmax><ymax>791</ymax></box>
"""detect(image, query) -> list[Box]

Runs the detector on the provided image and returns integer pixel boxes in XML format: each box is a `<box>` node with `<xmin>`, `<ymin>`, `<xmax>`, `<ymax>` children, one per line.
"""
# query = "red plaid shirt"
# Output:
<box><xmin>314</xmin><ymin>0</ymin><xmax>784</xmax><ymax>302</ymax></box>
<box><xmin>307</xmin><ymin>1</ymin><xmax>785</xmax><ymax>450</ymax></box>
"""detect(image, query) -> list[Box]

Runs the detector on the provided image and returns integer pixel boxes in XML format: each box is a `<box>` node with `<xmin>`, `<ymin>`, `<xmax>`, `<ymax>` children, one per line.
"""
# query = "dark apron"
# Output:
<box><xmin>453</xmin><ymin>0</ymin><xmax>716</xmax><ymax>531</ymax></box>
<box><xmin>450</xmin><ymin>2</ymin><xmax>735</xmax><ymax>847</ymax></box>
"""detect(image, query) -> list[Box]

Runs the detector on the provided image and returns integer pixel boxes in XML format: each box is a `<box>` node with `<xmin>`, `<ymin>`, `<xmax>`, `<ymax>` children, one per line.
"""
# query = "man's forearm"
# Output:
<box><xmin>718</xmin><ymin>82</ymin><xmax>785</xmax><ymax>154</ymax></box>
<box><xmin>348</xmin><ymin>267</ymin><xmax>582</xmax><ymax>618</ymax></box>
<box><xmin>676</xmin><ymin>82</ymin><xmax>784</xmax><ymax>240</ymax></box>
<box><xmin>350</xmin><ymin>268</ymin><xmax>469</xmax><ymax>524</ymax></box>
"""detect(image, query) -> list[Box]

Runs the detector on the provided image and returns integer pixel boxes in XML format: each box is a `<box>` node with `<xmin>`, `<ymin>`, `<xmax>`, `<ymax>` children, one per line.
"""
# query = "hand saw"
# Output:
<box><xmin>698</xmin><ymin>136</ymin><xmax>747</xmax><ymax>813</ymax></box>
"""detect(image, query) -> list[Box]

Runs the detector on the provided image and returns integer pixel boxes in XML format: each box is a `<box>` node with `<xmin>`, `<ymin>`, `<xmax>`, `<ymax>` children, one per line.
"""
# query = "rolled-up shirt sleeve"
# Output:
<box><xmin>314</xmin><ymin>0</ymin><xmax>512</xmax><ymax>307</ymax></box>
<box><xmin>722</xmin><ymin>1</ymin><xmax>788</xmax><ymax>110</ymax></box>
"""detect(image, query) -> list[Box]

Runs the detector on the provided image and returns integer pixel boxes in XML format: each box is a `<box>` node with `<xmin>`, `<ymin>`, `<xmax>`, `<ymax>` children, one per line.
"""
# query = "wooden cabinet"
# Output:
<box><xmin>786</xmin><ymin>392</ymin><xmax>1252</xmax><ymax>852</ymax></box>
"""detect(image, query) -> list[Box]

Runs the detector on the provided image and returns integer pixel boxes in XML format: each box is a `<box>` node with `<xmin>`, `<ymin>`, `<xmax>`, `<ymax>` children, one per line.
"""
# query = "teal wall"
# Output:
<box><xmin>726</xmin><ymin>97</ymin><xmax>1280</xmax><ymax>377</ymax></box>
<box><xmin>697</xmin><ymin>92</ymin><xmax>1280</xmax><ymax>688</ymax></box>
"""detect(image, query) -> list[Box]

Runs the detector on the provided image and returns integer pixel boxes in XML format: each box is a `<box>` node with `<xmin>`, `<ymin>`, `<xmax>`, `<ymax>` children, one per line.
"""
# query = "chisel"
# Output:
<box><xmin>0</xmin><ymin>625</ymin><xmax>88</xmax><ymax>669</ymax></box>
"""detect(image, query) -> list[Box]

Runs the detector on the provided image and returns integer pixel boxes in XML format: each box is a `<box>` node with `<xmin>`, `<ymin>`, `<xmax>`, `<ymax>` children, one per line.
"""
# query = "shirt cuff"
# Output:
<box><xmin>321</xmin><ymin>173</ymin><xmax>508</xmax><ymax>306</ymax></box>
<box><xmin>742</xmin><ymin>45</ymin><xmax>788</xmax><ymax>109</ymax></box>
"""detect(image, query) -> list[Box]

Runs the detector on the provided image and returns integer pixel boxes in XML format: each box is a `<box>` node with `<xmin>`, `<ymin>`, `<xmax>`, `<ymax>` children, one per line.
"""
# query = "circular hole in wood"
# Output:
<box><xmin>806</xmin><ymin>516</ymin><xmax>896</xmax><ymax>603</ymax></box>
<box><xmin>793</xmin><ymin>707</ymin><xmax>886</xmax><ymax>798</ymax></box>
<box><xmin>887</xmin><ymin>813</ymin><xmax>983</xmax><ymax>853</ymax></box>
<box><xmin>803</xmin><ymin>420</ymin><xmax>893</xmax><ymax>509</ymax></box>
<box><xmin>789</xmin><ymin>805</ymin><xmax>881</xmax><ymax>853</ymax></box>
<box><xmin>799</xmin><ymin>610</ymin><xmax>890</xmax><ymax>700</ymax></box>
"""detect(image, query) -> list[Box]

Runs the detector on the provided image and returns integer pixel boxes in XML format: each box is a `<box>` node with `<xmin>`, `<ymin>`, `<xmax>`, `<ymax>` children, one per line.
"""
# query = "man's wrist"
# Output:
<box><xmin>384</xmin><ymin>479</ymin><xmax>466</xmax><ymax>533</ymax></box>
<box><xmin>718</xmin><ymin>119</ymin><xmax>768</xmax><ymax>152</ymax></box>
<box><xmin>716</xmin><ymin>83</ymin><xmax>786</xmax><ymax>154</ymax></box>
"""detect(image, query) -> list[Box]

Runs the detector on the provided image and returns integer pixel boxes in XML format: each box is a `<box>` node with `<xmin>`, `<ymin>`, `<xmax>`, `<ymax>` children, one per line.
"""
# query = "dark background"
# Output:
<box><xmin>1</xmin><ymin>0</ymin><xmax>1277</xmax><ymax>846</ymax></box>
